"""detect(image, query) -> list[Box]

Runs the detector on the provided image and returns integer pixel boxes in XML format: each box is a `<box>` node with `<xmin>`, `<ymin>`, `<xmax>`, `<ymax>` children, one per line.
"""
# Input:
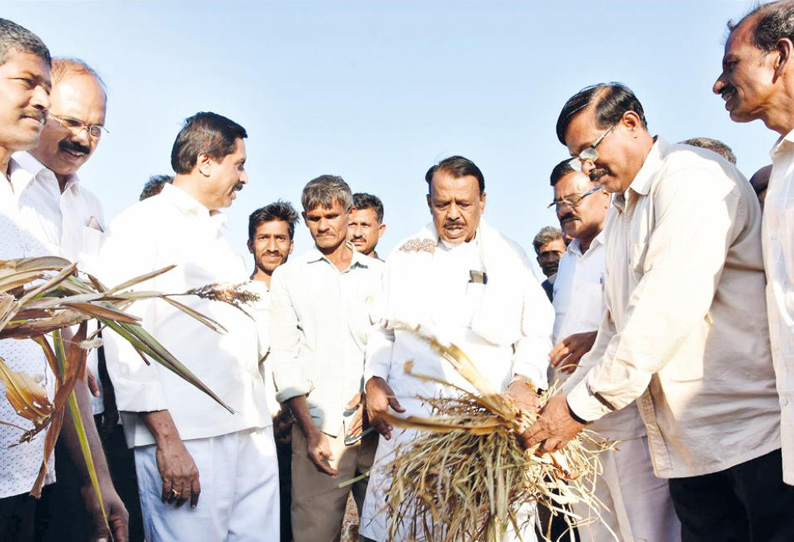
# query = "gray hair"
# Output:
<box><xmin>0</xmin><ymin>18</ymin><xmax>50</xmax><ymax>67</ymax></box>
<box><xmin>680</xmin><ymin>137</ymin><xmax>737</xmax><ymax>165</ymax></box>
<box><xmin>301</xmin><ymin>175</ymin><xmax>353</xmax><ymax>212</ymax></box>
<box><xmin>532</xmin><ymin>226</ymin><xmax>563</xmax><ymax>255</ymax></box>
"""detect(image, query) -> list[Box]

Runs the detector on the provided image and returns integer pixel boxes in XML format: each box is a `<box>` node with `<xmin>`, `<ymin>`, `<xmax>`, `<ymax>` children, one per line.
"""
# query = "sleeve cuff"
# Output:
<box><xmin>513</xmin><ymin>366</ymin><xmax>548</xmax><ymax>391</ymax></box>
<box><xmin>275</xmin><ymin>381</ymin><xmax>313</xmax><ymax>404</ymax></box>
<box><xmin>566</xmin><ymin>380</ymin><xmax>613</xmax><ymax>423</ymax></box>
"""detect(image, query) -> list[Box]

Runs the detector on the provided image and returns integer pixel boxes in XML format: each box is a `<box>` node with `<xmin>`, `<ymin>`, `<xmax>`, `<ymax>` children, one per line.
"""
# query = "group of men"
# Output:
<box><xmin>7</xmin><ymin>2</ymin><xmax>794</xmax><ymax>542</ymax></box>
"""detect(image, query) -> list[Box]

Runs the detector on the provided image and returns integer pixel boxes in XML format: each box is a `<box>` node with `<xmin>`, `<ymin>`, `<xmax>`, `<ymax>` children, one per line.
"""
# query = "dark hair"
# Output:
<box><xmin>549</xmin><ymin>159</ymin><xmax>577</xmax><ymax>186</ymax></box>
<box><xmin>139</xmin><ymin>174</ymin><xmax>173</xmax><ymax>201</ymax></box>
<box><xmin>170</xmin><ymin>112</ymin><xmax>247</xmax><ymax>174</ymax></box>
<box><xmin>0</xmin><ymin>18</ymin><xmax>51</xmax><ymax>67</ymax></box>
<box><xmin>749</xmin><ymin>164</ymin><xmax>773</xmax><ymax>196</ymax></box>
<box><xmin>301</xmin><ymin>175</ymin><xmax>353</xmax><ymax>212</ymax></box>
<box><xmin>728</xmin><ymin>1</ymin><xmax>794</xmax><ymax>53</ymax></box>
<box><xmin>248</xmin><ymin>200</ymin><xmax>300</xmax><ymax>241</ymax></box>
<box><xmin>556</xmin><ymin>83</ymin><xmax>648</xmax><ymax>145</ymax></box>
<box><xmin>352</xmin><ymin>192</ymin><xmax>385</xmax><ymax>223</ymax></box>
<box><xmin>425</xmin><ymin>155</ymin><xmax>485</xmax><ymax>194</ymax></box>
<box><xmin>532</xmin><ymin>226</ymin><xmax>563</xmax><ymax>255</ymax></box>
<box><xmin>680</xmin><ymin>137</ymin><xmax>737</xmax><ymax>165</ymax></box>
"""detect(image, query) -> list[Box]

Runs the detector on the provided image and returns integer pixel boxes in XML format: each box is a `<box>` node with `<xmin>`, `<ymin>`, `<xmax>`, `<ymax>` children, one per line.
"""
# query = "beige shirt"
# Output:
<box><xmin>565</xmin><ymin>138</ymin><xmax>781</xmax><ymax>479</ymax></box>
<box><xmin>763</xmin><ymin>130</ymin><xmax>794</xmax><ymax>485</ymax></box>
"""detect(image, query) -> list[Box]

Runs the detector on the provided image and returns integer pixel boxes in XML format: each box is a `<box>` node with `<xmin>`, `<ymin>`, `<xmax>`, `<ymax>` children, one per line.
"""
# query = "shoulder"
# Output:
<box><xmin>660</xmin><ymin>142</ymin><xmax>746</xmax><ymax>195</ymax></box>
<box><xmin>105</xmin><ymin>196</ymin><xmax>167</xmax><ymax>239</ymax></box>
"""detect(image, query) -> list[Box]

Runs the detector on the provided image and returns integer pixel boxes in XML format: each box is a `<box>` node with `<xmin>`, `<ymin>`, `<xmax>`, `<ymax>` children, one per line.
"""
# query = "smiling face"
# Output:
<box><xmin>201</xmin><ymin>137</ymin><xmax>247</xmax><ymax>210</ymax></box>
<box><xmin>304</xmin><ymin>198</ymin><xmax>350</xmax><ymax>252</ymax></box>
<box><xmin>554</xmin><ymin>170</ymin><xmax>610</xmax><ymax>244</ymax></box>
<box><xmin>564</xmin><ymin>107</ymin><xmax>649</xmax><ymax>194</ymax></box>
<box><xmin>30</xmin><ymin>72</ymin><xmax>106</xmax><ymax>182</ymax></box>
<box><xmin>427</xmin><ymin>170</ymin><xmax>485</xmax><ymax>245</ymax></box>
<box><xmin>713</xmin><ymin>18</ymin><xmax>779</xmax><ymax>125</ymax></box>
<box><xmin>248</xmin><ymin>219</ymin><xmax>293</xmax><ymax>276</ymax></box>
<box><xmin>347</xmin><ymin>207</ymin><xmax>385</xmax><ymax>256</ymax></box>
<box><xmin>0</xmin><ymin>50</ymin><xmax>51</xmax><ymax>156</ymax></box>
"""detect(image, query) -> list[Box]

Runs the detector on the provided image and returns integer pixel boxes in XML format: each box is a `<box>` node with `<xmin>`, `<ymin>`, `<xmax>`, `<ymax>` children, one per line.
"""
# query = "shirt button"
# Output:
<box><xmin>782</xmin><ymin>397</ymin><xmax>790</xmax><ymax>407</ymax></box>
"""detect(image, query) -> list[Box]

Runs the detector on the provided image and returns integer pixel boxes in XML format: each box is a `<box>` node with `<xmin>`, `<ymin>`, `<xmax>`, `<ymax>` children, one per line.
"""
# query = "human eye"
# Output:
<box><xmin>15</xmin><ymin>77</ymin><xmax>35</xmax><ymax>89</ymax></box>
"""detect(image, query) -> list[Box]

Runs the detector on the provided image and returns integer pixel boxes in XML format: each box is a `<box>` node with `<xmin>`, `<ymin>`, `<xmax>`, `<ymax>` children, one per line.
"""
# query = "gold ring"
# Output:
<box><xmin>169</xmin><ymin>489</ymin><xmax>180</xmax><ymax>499</ymax></box>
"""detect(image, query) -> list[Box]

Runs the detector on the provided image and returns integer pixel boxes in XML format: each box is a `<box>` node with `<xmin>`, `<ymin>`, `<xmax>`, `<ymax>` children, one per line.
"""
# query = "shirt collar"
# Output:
<box><xmin>13</xmin><ymin>151</ymin><xmax>81</xmax><ymax>194</ymax></box>
<box><xmin>770</xmin><ymin>128</ymin><xmax>794</xmax><ymax>159</ymax></box>
<box><xmin>160</xmin><ymin>183</ymin><xmax>227</xmax><ymax>226</ymax></box>
<box><xmin>613</xmin><ymin>136</ymin><xmax>666</xmax><ymax>211</ymax></box>
<box><xmin>307</xmin><ymin>241</ymin><xmax>370</xmax><ymax>271</ymax></box>
<box><xmin>569</xmin><ymin>228</ymin><xmax>605</xmax><ymax>256</ymax></box>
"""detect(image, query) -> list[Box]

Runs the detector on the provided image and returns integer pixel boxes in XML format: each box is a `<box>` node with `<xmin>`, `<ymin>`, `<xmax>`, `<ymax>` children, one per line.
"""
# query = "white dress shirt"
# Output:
<box><xmin>564</xmin><ymin>138</ymin><xmax>781</xmax><ymax>479</ymax></box>
<box><xmin>13</xmin><ymin>151</ymin><xmax>106</xmax><ymax>414</ymax></box>
<box><xmin>764</xmin><ymin>130</ymin><xmax>794</xmax><ymax>485</ymax></box>
<box><xmin>247</xmin><ymin>279</ymin><xmax>281</xmax><ymax>416</ymax></box>
<box><xmin>0</xmin><ymin>159</ymin><xmax>57</xmax><ymax>498</ymax></box>
<box><xmin>269</xmin><ymin>245</ymin><xmax>384</xmax><ymax>437</ymax></box>
<box><xmin>553</xmin><ymin>233</ymin><xmax>645</xmax><ymax>441</ymax></box>
<box><xmin>98</xmin><ymin>183</ymin><xmax>270</xmax><ymax>448</ymax></box>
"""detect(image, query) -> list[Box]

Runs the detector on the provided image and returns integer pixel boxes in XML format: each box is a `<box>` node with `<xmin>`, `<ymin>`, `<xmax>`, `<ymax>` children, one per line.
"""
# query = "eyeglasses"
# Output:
<box><xmin>48</xmin><ymin>113</ymin><xmax>109</xmax><ymax>139</ymax></box>
<box><xmin>568</xmin><ymin>123</ymin><xmax>617</xmax><ymax>172</ymax></box>
<box><xmin>547</xmin><ymin>184</ymin><xmax>604</xmax><ymax>209</ymax></box>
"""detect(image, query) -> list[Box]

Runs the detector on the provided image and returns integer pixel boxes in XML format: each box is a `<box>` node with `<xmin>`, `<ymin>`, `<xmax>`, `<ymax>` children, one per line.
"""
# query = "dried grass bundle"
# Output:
<box><xmin>380</xmin><ymin>324</ymin><xmax>610</xmax><ymax>542</ymax></box>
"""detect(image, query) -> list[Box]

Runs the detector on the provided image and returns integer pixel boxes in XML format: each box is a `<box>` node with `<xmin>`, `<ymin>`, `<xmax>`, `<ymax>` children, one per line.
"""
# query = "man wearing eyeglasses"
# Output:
<box><xmin>546</xmin><ymin>158</ymin><xmax>679</xmax><ymax>542</ymax></box>
<box><xmin>522</xmin><ymin>82</ymin><xmax>794</xmax><ymax>542</ymax></box>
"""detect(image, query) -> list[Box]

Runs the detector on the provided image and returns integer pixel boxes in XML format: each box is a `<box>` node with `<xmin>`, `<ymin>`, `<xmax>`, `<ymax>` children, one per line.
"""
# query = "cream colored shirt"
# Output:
<box><xmin>764</xmin><ymin>129</ymin><xmax>794</xmax><ymax>485</ymax></box>
<box><xmin>565</xmin><ymin>138</ymin><xmax>781</xmax><ymax>478</ymax></box>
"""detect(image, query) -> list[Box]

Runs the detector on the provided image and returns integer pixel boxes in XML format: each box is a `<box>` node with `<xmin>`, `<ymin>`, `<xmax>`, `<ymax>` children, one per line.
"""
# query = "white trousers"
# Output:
<box><xmin>135</xmin><ymin>426</ymin><xmax>280</xmax><ymax>542</ymax></box>
<box><xmin>573</xmin><ymin>436</ymin><xmax>680</xmax><ymax>542</ymax></box>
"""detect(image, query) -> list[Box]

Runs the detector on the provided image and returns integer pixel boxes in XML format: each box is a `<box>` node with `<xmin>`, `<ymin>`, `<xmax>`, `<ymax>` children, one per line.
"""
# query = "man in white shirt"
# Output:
<box><xmin>99</xmin><ymin>112</ymin><xmax>278</xmax><ymax>542</ymax></box>
<box><xmin>362</xmin><ymin>156</ymin><xmax>554</xmax><ymax>542</ymax></box>
<box><xmin>714</xmin><ymin>1</ymin><xmax>794</xmax><ymax>491</ymax></box>
<box><xmin>269</xmin><ymin>175</ymin><xmax>384</xmax><ymax>542</ymax></box>
<box><xmin>548</xmin><ymin>158</ymin><xmax>679</xmax><ymax>542</ymax></box>
<box><xmin>524</xmin><ymin>83</ymin><xmax>794</xmax><ymax>542</ymax></box>
<box><xmin>0</xmin><ymin>19</ymin><xmax>128</xmax><ymax>542</ymax></box>
<box><xmin>246</xmin><ymin>200</ymin><xmax>298</xmax><ymax>542</ymax></box>
<box><xmin>348</xmin><ymin>192</ymin><xmax>386</xmax><ymax>260</ymax></box>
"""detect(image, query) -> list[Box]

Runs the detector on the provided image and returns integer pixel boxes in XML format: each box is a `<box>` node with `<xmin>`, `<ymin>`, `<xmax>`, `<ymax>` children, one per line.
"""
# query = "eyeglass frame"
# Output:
<box><xmin>568</xmin><ymin>122</ymin><xmax>617</xmax><ymax>172</ymax></box>
<box><xmin>47</xmin><ymin>112</ymin><xmax>109</xmax><ymax>139</ymax></box>
<box><xmin>547</xmin><ymin>184</ymin><xmax>604</xmax><ymax>210</ymax></box>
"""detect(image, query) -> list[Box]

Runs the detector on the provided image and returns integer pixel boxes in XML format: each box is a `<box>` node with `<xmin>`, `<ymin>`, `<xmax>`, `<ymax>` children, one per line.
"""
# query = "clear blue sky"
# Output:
<box><xmin>4</xmin><ymin>1</ymin><xmax>773</xmax><ymax>275</ymax></box>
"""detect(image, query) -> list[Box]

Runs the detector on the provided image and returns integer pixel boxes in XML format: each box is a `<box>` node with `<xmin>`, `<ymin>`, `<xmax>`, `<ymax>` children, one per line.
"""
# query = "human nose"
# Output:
<box><xmin>447</xmin><ymin>202</ymin><xmax>461</xmax><ymax>220</ymax></box>
<box><xmin>31</xmin><ymin>84</ymin><xmax>50</xmax><ymax>113</ymax></box>
<box><xmin>265</xmin><ymin>237</ymin><xmax>278</xmax><ymax>251</ymax></box>
<box><xmin>713</xmin><ymin>73</ymin><xmax>726</xmax><ymax>95</ymax></box>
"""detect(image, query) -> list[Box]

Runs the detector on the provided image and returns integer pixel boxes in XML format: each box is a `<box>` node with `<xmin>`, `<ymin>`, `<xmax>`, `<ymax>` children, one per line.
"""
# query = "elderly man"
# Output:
<box><xmin>525</xmin><ymin>82</ymin><xmax>794</xmax><ymax>542</ymax></box>
<box><xmin>532</xmin><ymin>226</ymin><xmax>566</xmax><ymax>301</ymax></box>
<box><xmin>99</xmin><ymin>112</ymin><xmax>278</xmax><ymax>542</ymax></box>
<box><xmin>714</xmin><ymin>1</ymin><xmax>794</xmax><ymax>491</ymax></box>
<box><xmin>0</xmin><ymin>19</ymin><xmax>128</xmax><ymax>542</ymax></box>
<box><xmin>361</xmin><ymin>155</ymin><xmax>553</xmax><ymax>542</ymax></box>
<box><xmin>547</xmin><ymin>158</ymin><xmax>679</xmax><ymax>542</ymax></box>
<box><xmin>269</xmin><ymin>176</ymin><xmax>384</xmax><ymax>542</ymax></box>
<box><xmin>348</xmin><ymin>192</ymin><xmax>387</xmax><ymax>259</ymax></box>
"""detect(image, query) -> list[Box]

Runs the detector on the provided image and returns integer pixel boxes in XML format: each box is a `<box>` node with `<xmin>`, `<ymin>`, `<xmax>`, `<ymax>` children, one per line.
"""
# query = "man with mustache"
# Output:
<box><xmin>547</xmin><ymin>159</ymin><xmax>679</xmax><ymax>542</ymax></box>
<box><xmin>361</xmin><ymin>156</ymin><xmax>553</xmax><ymax>542</ymax></box>
<box><xmin>714</xmin><ymin>0</ymin><xmax>794</xmax><ymax>493</ymax></box>
<box><xmin>269</xmin><ymin>175</ymin><xmax>384</xmax><ymax>542</ymax></box>
<box><xmin>0</xmin><ymin>22</ymin><xmax>128</xmax><ymax>542</ymax></box>
<box><xmin>532</xmin><ymin>226</ymin><xmax>566</xmax><ymax>301</ymax></box>
<box><xmin>523</xmin><ymin>82</ymin><xmax>794</xmax><ymax>542</ymax></box>
<box><xmin>98</xmin><ymin>112</ymin><xmax>279</xmax><ymax>542</ymax></box>
<box><xmin>348</xmin><ymin>192</ymin><xmax>386</xmax><ymax>259</ymax></box>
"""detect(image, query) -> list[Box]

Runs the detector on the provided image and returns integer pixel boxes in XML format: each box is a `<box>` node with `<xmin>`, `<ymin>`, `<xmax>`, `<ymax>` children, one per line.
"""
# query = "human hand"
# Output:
<box><xmin>272</xmin><ymin>409</ymin><xmax>294</xmax><ymax>444</ymax></box>
<box><xmin>305</xmin><ymin>428</ymin><xmax>338</xmax><ymax>476</ymax></box>
<box><xmin>518</xmin><ymin>394</ymin><xmax>585</xmax><ymax>453</ymax></box>
<box><xmin>365</xmin><ymin>377</ymin><xmax>405</xmax><ymax>440</ymax></box>
<box><xmin>505</xmin><ymin>379</ymin><xmax>540</xmax><ymax>415</ymax></box>
<box><xmin>344</xmin><ymin>392</ymin><xmax>364</xmax><ymax>439</ymax></box>
<box><xmin>549</xmin><ymin>331</ymin><xmax>597</xmax><ymax>374</ymax></box>
<box><xmin>82</xmin><ymin>480</ymin><xmax>129</xmax><ymax>542</ymax></box>
<box><xmin>155</xmin><ymin>438</ymin><xmax>201</xmax><ymax>508</ymax></box>
<box><xmin>86</xmin><ymin>368</ymin><xmax>100</xmax><ymax>397</ymax></box>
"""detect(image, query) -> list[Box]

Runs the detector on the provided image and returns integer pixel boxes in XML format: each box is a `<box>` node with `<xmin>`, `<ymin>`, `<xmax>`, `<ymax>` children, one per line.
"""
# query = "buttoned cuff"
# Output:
<box><xmin>513</xmin><ymin>366</ymin><xmax>547</xmax><ymax>391</ymax></box>
<box><xmin>275</xmin><ymin>380</ymin><xmax>313</xmax><ymax>404</ymax></box>
<box><xmin>566</xmin><ymin>380</ymin><xmax>612</xmax><ymax>423</ymax></box>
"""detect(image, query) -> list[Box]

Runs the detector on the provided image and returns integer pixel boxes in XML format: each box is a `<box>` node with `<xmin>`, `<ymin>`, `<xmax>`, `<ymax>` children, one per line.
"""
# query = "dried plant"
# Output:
<box><xmin>378</xmin><ymin>323</ymin><xmax>612</xmax><ymax>542</ymax></box>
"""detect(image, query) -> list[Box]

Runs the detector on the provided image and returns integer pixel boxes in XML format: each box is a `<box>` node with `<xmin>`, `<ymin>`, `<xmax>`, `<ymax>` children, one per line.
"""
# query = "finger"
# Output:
<box><xmin>522</xmin><ymin>424</ymin><xmax>549</xmax><ymax>449</ymax></box>
<box><xmin>190</xmin><ymin>477</ymin><xmax>201</xmax><ymax>509</ymax></box>
<box><xmin>311</xmin><ymin>452</ymin><xmax>339</xmax><ymax>476</ymax></box>
<box><xmin>388</xmin><ymin>396</ymin><xmax>405</xmax><ymax>413</ymax></box>
<box><xmin>161</xmin><ymin>477</ymin><xmax>173</xmax><ymax>503</ymax></box>
<box><xmin>344</xmin><ymin>392</ymin><xmax>362</xmax><ymax>410</ymax></box>
<box><xmin>551</xmin><ymin>347</ymin><xmax>570</xmax><ymax>367</ymax></box>
<box><xmin>87</xmin><ymin>370</ymin><xmax>100</xmax><ymax>397</ymax></box>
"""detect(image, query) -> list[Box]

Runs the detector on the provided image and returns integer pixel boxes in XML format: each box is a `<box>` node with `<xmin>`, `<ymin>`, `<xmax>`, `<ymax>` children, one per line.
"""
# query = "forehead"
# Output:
<box><xmin>50</xmin><ymin>74</ymin><xmax>106</xmax><ymax>117</ymax></box>
<box><xmin>555</xmin><ymin>171</ymin><xmax>593</xmax><ymax>195</ymax></box>
<box><xmin>725</xmin><ymin>18</ymin><xmax>759</xmax><ymax>57</ymax></box>
<box><xmin>350</xmin><ymin>207</ymin><xmax>378</xmax><ymax>222</ymax></box>
<box><xmin>306</xmin><ymin>198</ymin><xmax>345</xmax><ymax>216</ymax></box>
<box><xmin>564</xmin><ymin>108</ymin><xmax>600</xmax><ymax>153</ymax></box>
<box><xmin>0</xmin><ymin>49</ymin><xmax>50</xmax><ymax>81</ymax></box>
<box><xmin>254</xmin><ymin>219</ymin><xmax>290</xmax><ymax>236</ymax></box>
<box><xmin>540</xmin><ymin>238</ymin><xmax>566</xmax><ymax>252</ymax></box>
<box><xmin>430</xmin><ymin>171</ymin><xmax>481</xmax><ymax>198</ymax></box>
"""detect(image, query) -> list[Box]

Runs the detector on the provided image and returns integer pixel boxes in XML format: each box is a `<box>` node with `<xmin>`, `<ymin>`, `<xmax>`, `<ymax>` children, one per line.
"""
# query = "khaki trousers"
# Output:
<box><xmin>291</xmin><ymin>425</ymin><xmax>377</xmax><ymax>542</ymax></box>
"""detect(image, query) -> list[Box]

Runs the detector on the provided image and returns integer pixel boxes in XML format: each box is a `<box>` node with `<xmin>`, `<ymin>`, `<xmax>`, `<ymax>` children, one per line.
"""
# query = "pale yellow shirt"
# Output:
<box><xmin>565</xmin><ymin>138</ymin><xmax>781</xmax><ymax>478</ymax></box>
<box><xmin>764</xmin><ymin>129</ymin><xmax>794</xmax><ymax>485</ymax></box>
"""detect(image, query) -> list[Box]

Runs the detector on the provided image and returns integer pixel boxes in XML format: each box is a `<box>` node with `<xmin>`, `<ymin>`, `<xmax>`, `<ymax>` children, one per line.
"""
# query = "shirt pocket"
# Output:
<box><xmin>80</xmin><ymin>225</ymin><xmax>103</xmax><ymax>256</ymax></box>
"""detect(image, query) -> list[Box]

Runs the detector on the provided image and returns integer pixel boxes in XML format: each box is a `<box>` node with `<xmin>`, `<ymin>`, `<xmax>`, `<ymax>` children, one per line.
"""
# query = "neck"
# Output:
<box><xmin>319</xmin><ymin>240</ymin><xmax>353</xmax><ymax>271</ymax></box>
<box><xmin>56</xmin><ymin>172</ymin><xmax>69</xmax><ymax>193</ymax></box>
<box><xmin>173</xmin><ymin>174</ymin><xmax>214</xmax><ymax>210</ymax></box>
<box><xmin>250</xmin><ymin>267</ymin><xmax>273</xmax><ymax>288</ymax></box>
<box><xmin>576</xmin><ymin>222</ymin><xmax>605</xmax><ymax>254</ymax></box>
<box><xmin>0</xmin><ymin>147</ymin><xmax>12</xmax><ymax>181</ymax></box>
